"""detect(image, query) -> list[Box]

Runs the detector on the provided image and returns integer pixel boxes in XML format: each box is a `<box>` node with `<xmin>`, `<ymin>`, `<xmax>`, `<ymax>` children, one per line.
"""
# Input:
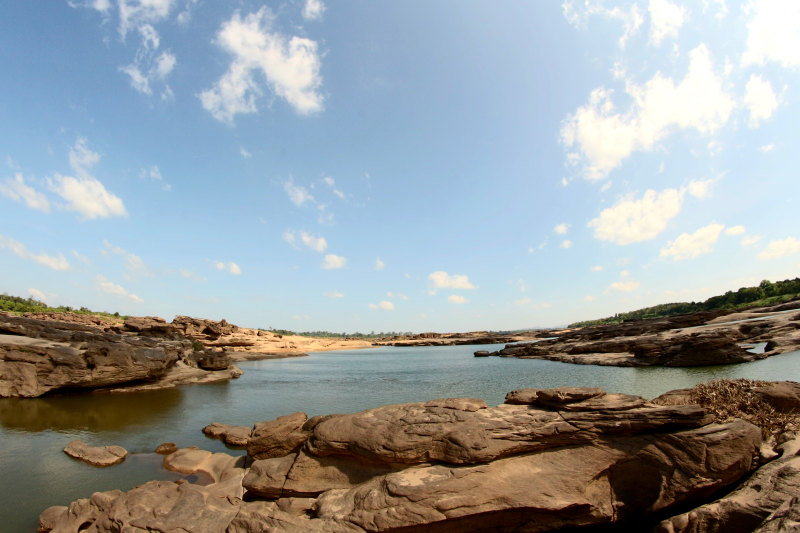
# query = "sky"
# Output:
<box><xmin>1</xmin><ymin>0</ymin><xmax>799</xmax><ymax>332</ymax></box>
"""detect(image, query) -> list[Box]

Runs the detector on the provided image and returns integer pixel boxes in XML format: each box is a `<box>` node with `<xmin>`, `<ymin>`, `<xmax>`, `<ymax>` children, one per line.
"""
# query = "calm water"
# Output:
<box><xmin>3</xmin><ymin>344</ymin><xmax>800</xmax><ymax>532</ymax></box>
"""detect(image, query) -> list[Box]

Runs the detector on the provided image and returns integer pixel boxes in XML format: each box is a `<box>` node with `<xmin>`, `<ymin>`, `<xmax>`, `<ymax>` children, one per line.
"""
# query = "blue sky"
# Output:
<box><xmin>1</xmin><ymin>1</ymin><xmax>799</xmax><ymax>332</ymax></box>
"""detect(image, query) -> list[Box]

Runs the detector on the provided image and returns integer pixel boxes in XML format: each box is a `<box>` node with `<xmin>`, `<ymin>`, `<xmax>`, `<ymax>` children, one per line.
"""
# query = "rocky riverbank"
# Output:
<box><xmin>373</xmin><ymin>330</ymin><xmax>542</xmax><ymax>347</ymax></box>
<box><xmin>0</xmin><ymin>312</ymin><xmax>377</xmax><ymax>398</ymax></box>
<box><xmin>38</xmin><ymin>380</ymin><xmax>800</xmax><ymax>532</ymax></box>
<box><xmin>476</xmin><ymin>301</ymin><xmax>800</xmax><ymax>366</ymax></box>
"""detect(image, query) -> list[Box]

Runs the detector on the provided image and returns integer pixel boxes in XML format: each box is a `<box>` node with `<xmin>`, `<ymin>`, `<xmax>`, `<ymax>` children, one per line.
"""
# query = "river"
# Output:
<box><xmin>3</xmin><ymin>344</ymin><xmax>800</xmax><ymax>532</ymax></box>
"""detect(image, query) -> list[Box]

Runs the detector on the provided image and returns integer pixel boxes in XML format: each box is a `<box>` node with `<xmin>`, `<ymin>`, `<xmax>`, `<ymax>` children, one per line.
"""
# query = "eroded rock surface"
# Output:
<box><xmin>40</xmin><ymin>387</ymin><xmax>766</xmax><ymax>532</ymax></box>
<box><xmin>0</xmin><ymin>313</ymin><xmax>242</xmax><ymax>397</ymax></box>
<box><xmin>63</xmin><ymin>440</ymin><xmax>127</xmax><ymax>467</ymax></box>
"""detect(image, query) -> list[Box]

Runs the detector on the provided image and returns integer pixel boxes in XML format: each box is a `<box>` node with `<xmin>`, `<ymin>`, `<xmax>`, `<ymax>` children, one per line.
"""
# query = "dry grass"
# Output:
<box><xmin>687</xmin><ymin>378</ymin><xmax>796</xmax><ymax>438</ymax></box>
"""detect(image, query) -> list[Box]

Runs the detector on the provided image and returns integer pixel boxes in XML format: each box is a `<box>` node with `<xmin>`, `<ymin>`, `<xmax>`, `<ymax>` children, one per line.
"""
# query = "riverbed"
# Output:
<box><xmin>3</xmin><ymin>344</ymin><xmax>800</xmax><ymax>532</ymax></box>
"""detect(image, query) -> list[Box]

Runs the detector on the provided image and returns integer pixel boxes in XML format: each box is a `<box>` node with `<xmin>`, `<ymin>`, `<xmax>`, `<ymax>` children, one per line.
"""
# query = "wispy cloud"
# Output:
<box><xmin>48</xmin><ymin>139</ymin><xmax>127</xmax><ymax>220</ymax></box>
<box><xmin>758</xmin><ymin>237</ymin><xmax>800</xmax><ymax>260</ymax></box>
<box><xmin>96</xmin><ymin>274</ymin><xmax>142</xmax><ymax>302</ymax></box>
<box><xmin>0</xmin><ymin>233</ymin><xmax>70</xmax><ymax>271</ymax></box>
<box><xmin>199</xmin><ymin>7</ymin><xmax>323</xmax><ymax>122</ymax></box>
<box><xmin>448</xmin><ymin>294</ymin><xmax>468</xmax><ymax>304</ymax></box>
<box><xmin>215</xmin><ymin>261</ymin><xmax>242</xmax><ymax>275</ymax></box>
<box><xmin>103</xmin><ymin>239</ymin><xmax>153</xmax><ymax>279</ymax></box>
<box><xmin>369</xmin><ymin>300</ymin><xmax>394</xmax><ymax>310</ymax></box>
<box><xmin>302</xmin><ymin>0</ymin><xmax>326</xmax><ymax>21</ymax></box>
<box><xmin>429</xmin><ymin>271</ymin><xmax>476</xmax><ymax>290</ymax></box>
<box><xmin>0</xmin><ymin>173</ymin><xmax>50</xmax><ymax>212</ymax></box>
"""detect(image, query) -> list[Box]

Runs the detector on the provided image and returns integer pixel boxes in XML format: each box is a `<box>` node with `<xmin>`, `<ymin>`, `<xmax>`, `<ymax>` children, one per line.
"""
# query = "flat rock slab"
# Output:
<box><xmin>64</xmin><ymin>440</ymin><xmax>127</xmax><ymax>467</ymax></box>
<box><xmin>202</xmin><ymin>422</ymin><xmax>251</xmax><ymax>447</ymax></box>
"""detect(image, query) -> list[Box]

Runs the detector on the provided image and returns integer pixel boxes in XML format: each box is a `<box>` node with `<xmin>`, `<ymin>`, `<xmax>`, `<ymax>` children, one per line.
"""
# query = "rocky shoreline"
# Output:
<box><xmin>0</xmin><ymin>312</ymin><xmax>373</xmax><ymax>398</ymax></box>
<box><xmin>38</xmin><ymin>380</ymin><xmax>800</xmax><ymax>532</ymax></box>
<box><xmin>476</xmin><ymin>301</ymin><xmax>800</xmax><ymax>367</ymax></box>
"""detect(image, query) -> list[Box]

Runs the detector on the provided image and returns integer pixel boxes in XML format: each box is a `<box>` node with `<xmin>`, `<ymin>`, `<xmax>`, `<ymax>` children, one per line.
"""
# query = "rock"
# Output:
<box><xmin>754</xmin><ymin>382</ymin><xmax>800</xmax><ymax>412</ymax></box>
<box><xmin>63</xmin><ymin>440</ymin><xmax>127</xmax><ymax>467</ymax></box>
<box><xmin>203</xmin><ymin>422</ymin><xmax>251</xmax><ymax>447</ymax></box>
<box><xmin>473</xmin><ymin>350</ymin><xmax>490</xmax><ymax>357</ymax></box>
<box><xmin>655</xmin><ymin>435</ymin><xmax>800</xmax><ymax>533</ymax></box>
<box><xmin>0</xmin><ymin>314</ymin><xmax>183</xmax><ymax>397</ymax></box>
<box><xmin>197</xmin><ymin>350</ymin><xmax>231</xmax><ymax>371</ymax></box>
<box><xmin>172</xmin><ymin>316</ymin><xmax>238</xmax><ymax>340</ymax></box>
<box><xmin>41</xmin><ymin>388</ymin><xmax>768</xmax><ymax>533</ymax></box>
<box><xmin>122</xmin><ymin>316</ymin><xmax>178</xmax><ymax>337</ymax></box>
<box><xmin>248</xmin><ymin>412</ymin><xmax>311</xmax><ymax>460</ymax></box>
<box><xmin>155</xmin><ymin>442</ymin><xmax>178</xmax><ymax>454</ymax></box>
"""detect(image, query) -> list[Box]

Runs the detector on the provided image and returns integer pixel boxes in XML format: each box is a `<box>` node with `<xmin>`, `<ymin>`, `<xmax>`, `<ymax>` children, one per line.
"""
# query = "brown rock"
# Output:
<box><xmin>197</xmin><ymin>350</ymin><xmax>231</xmax><ymax>371</ymax></box>
<box><xmin>155</xmin><ymin>442</ymin><xmax>178</xmax><ymax>455</ymax></box>
<box><xmin>248</xmin><ymin>412</ymin><xmax>310</xmax><ymax>460</ymax></box>
<box><xmin>202</xmin><ymin>422</ymin><xmax>251</xmax><ymax>447</ymax></box>
<box><xmin>754</xmin><ymin>382</ymin><xmax>800</xmax><ymax>412</ymax></box>
<box><xmin>64</xmin><ymin>440</ymin><xmax>127</xmax><ymax>467</ymax></box>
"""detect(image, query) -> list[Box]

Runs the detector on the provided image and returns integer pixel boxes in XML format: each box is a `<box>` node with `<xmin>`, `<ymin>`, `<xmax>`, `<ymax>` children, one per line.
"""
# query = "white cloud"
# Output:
<box><xmin>300</xmin><ymin>231</ymin><xmax>327</xmax><ymax>253</ymax></box>
<box><xmin>585</xmin><ymin>295</ymin><xmax>595</xmax><ymax>301</ymax></box>
<box><xmin>302</xmin><ymin>0</ymin><xmax>326</xmax><ymax>21</ymax></box>
<box><xmin>284</xmin><ymin>178</ymin><xmax>314</xmax><ymax>207</ymax></box>
<box><xmin>179</xmin><ymin>269</ymin><xmax>206</xmax><ymax>282</ymax></box>
<box><xmin>199</xmin><ymin>7</ymin><xmax>323</xmax><ymax>122</ymax></box>
<box><xmin>0</xmin><ymin>235</ymin><xmax>69</xmax><ymax>271</ymax></box>
<box><xmin>96</xmin><ymin>274</ymin><xmax>142</xmax><ymax>302</ymax></box>
<box><xmin>375</xmin><ymin>258</ymin><xmax>385</xmax><ymax>270</ymax></box>
<box><xmin>725</xmin><ymin>225</ymin><xmax>746</xmax><ymax>236</ymax></box>
<box><xmin>324</xmin><ymin>291</ymin><xmax>344</xmax><ymax>298</ymax></box>
<box><xmin>742</xmin><ymin>235</ymin><xmax>762</xmax><ymax>247</ymax></box>
<box><xmin>1</xmin><ymin>173</ymin><xmax>50</xmax><ymax>212</ymax></box>
<box><xmin>744</xmin><ymin>74</ymin><xmax>779</xmax><ymax>127</ymax></box>
<box><xmin>387</xmin><ymin>292</ymin><xmax>408</xmax><ymax>300</ymax></box>
<box><xmin>117</xmin><ymin>0</ymin><xmax>175</xmax><ymax>39</ymax></box>
<box><xmin>758</xmin><ymin>237</ymin><xmax>800</xmax><ymax>260</ymax></box>
<box><xmin>240</xmin><ymin>147</ymin><xmax>252</xmax><ymax>158</ymax></box>
<box><xmin>554</xmin><ymin>223</ymin><xmax>570</xmax><ymax>235</ymax></box>
<box><xmin>428</xmin><ymin>271</ymin><xmax>476</xmax><ymax>290</ymax></box>
<box><xmin>563</xmin><ymin>1</ymin><xmax>643</xmax><ymax>49</ymax></box>
<box><xmin>215</xmin><ymin>261</ymin><xmax>241</xmax><ymax>274</ymax></box>
<box><xmin>48</xmin><ymin>139</ymin><xmax>127</xmax><ymax>220</ymax></box>
<box><xmin>741</xmin><ymin>0</ymin><xmax>800</xmax><ymax>68</ymax></box>
<box><xmin>660</xmin><ymin>223</ymin><xmax>725</xmax><ymax>260</ymax></box>
<box><xmin>687</xmin><ymin>178</ymin><xmax>714</xmax><ymax>199</ymax></box>
<box><xmin>561</xmin><ymin>240</ymin><xmax>573</xmax><ymax>249</ymax></box>
<box><xmin>591</xmin><ymin>265</ymin><xmax>604</xmax><ymax>272</ymax></box>
<box><xmin>588</xmin><ymin>188</ymin><xmax>683</xmax><ymax>245</ymax></box>
<box><xmin>561</xmin><ymin>44</ymin><xmax>734</xmax><ymax>180</ymax></box>
<box><xmin>28</xmin><ymin>288</ymin><xmax>48</xmax><ymax>302</ymax></box>
<box><xmin>369</xmin><ymin>300</ymin><xmax>394</xmax><ymax>310</ymax></box>
<box><xmin>758</xmin><ymin>144</ymin><xmax>775</xmax><ymax>153</ymax></box>
<box><xmin>72</xmin><ymin>250</ymin><xmax>91</xmax><ymax>265</ymax></box>
<box><xmin>68</xmin><ymin>0</ymin><xmax>111</xmax><ymax>12</ymax></box>
<box><xmin>448</xmin><ymin>295</ymin><xmax>468</xmax><ymax>304</ymax></box>
<box><xmin>648</xmin><ymin>0</ymin><xmax>686</xmax><ymax>45</ymax></box>
<box><xmin>103</xmin><ymin>239</ymin><xmax>153</xmax><ymax>279</ymax></box>
<box><xmin>608</xmin><ymin>281</ymin><xmax>641</xmax><ymax>292</ymax></box>
<box><xmin>140</xmin><ymin>165</ymin><xmax>170</xmax><ymax>191</ymax></box>
<box><xmin>322</xmin><ymin>254</ymin><xmax>346</xmax><ymax>270</ymax></box>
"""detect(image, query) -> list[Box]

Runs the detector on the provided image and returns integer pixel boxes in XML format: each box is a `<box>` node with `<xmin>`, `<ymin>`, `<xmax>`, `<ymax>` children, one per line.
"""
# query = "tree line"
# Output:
<box><xmin>569</xmin><ymin>277</ymin><xmax>800</xmax><ymax>328</ymax></box>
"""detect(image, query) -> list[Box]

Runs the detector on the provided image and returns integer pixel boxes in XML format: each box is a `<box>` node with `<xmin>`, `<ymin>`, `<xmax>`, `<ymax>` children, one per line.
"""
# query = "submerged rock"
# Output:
<box><xmin>63</xmin><ymin>440</ymin><xmax>127</xmax><ymax>467</ymax></box>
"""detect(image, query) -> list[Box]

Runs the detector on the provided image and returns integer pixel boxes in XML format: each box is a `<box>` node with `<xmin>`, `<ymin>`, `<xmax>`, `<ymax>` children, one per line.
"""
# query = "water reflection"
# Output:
<box><xmin>0</xmin><ymin>388</ymin><xmax>183</xmax><ymax>432</ymax></box>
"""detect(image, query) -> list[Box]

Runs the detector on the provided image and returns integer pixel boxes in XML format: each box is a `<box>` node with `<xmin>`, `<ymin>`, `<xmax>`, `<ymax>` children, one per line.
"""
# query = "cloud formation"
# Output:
<box><xmin>322</xmin><ymin>254</ymin><xmax>346</xmax><ymax>270</ymax></box>
<box><xmin>215</xmin><ymin>261</ymin><xmax>242</xmax><ymax>274</ymax></box>
<box><xmin>0</xmin><ymin>173</ymin><xmax>50</xmax><ymax>212</ymax></box>
<box><xmin>0</xmin><ymin>233</ymin><xmax>70</xmax><ymax>271</ymax></box>
<box><xmin>48</xmin><ymin>139</ymin><xmax>127</xmax><ymax>220</ymax></box>
<box><xmin>369</xmin><ymin>300</ymin><xmax>394</xmax><ymax>310</ymax></box>
<box><xmin>660</xmin><ymin>223</ymin><xmax>725</xmax><ymax>260</ymax></box>
<box><xmin>741</xmin><ymin>0</ymin><xmax>800</xmax><ymax>67</ymax></box>
<box><xmin>96</xmin><ymin>274</ymin><xmax>143</xmax><ymax>302</ymax></box>
<box><xmin>561</xmin><ymin>44</ymin><xmax>734</xmax><ymax>179</ymax></box>
<box><xmin>744</xmin><ymin>74</ymin><xmax>779</xmax><ymax>127</ymax></box>
<box><xmin>429</xmin><ymin>271</ymin><xmax>476</xmax><ymax>290</ymax></box>
<box><xmin>648</xmin><ymin>0</ymin><xmax>686</xmax><ymax>45</ymax></box>
<box><xmin>758</xmin><ymin>237</ymin><xmax>800</xmax><ymax>260</ymax></box>
<box><xmin>588</xmin><ymin>188</ymin><xmax>683</xmax><ymax>245</ymax></box>
<box><xmin>448</xmin><ymin>295</ymin><xmax>468</xmax><ymax>304</ymax></box>
<box><xmin>199</xmin><ymin>7</ymin><xmax>324</xmax><ymax>122</ymax></box>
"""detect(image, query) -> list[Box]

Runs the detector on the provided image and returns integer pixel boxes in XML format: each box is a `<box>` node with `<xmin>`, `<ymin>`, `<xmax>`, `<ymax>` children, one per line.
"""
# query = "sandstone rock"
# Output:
<box><xmin>0</xmin><ymin>314</ymin><xmax>183</xmax><ymax>397</ymax></box>
<box><xmin>473</xmin><ymin>350</ymin><xmax>490</xmax><ymax>357</ymax></box>
<box><xmin>172</xmin><ymin>316</ymin><xmax>238</xmax><ymax>340</ymax></box>
<box><xmin>155</xmin><ymin>442</ymin><xmax>178</xmax><ymax>454</ymax></box>
<box><xmin>754</xmin><ymin>382</ymin><xmax>800</xmax><ymax>412</ymax></box>
<box><xmin>40</xmin><ymin>388</ymin><xmax>768</xmax><ymax>533</ymax></box>
<box><xmin>655</xmin><ymin>435</ymin><xmax>800</xmax><ymax>533</ymax></box>
<box><xmin>197</xmin><ymin>350</ymin><xmax>231</xmax><ymax>371</ymax></box>
<box><xmin>248</xmin><ymin>412</ymin><xmax>310</xmax><ymax>460</ymax></box>
<box><xmin>203</xmin><ymin>422</ymin><xmax>251</xmax><ymax>447</ymax></box>
<box><xmin>63</xmin><ymin>440</ymin><xmax>127</xmax><ymax>467</ymax></box>
<box><xmin>122</xmin><ymin>316</ymin><xmax>178</xmax><ymax>337</ymax></box>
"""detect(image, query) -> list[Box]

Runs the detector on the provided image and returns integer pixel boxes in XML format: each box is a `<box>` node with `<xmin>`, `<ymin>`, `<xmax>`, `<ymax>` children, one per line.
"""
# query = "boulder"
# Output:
<box><xmin>655</xmin><ymin>435</ymin><xmax>800</xmax><ymax>533</ymax></box>
<box><xmin>63</xmin><ymin>440</ymin><xmax>127</xmax><ymax>467</ymax></box>
<box><xmin>197</xmin><ymin>351</ymin><xmax>231</xmax><ymax>371</ymax></box>
<box><xmin>0</xmin><ymin>314</ymin><xmax>183</xmax><ymax>397</ymax></box>
<box><xmin>248</xmin><ymin>412</ymin><xmax>311</xmax><ymax>460</ymax></box>
<box><xmin>155</xmin><ymin>442</ymin><xmax>178</xmax><ymax>455</ymax></box>
<box><xmin>202</xmin><ymin>422</ymin><xmax>251</xmax><ymax>447</ymax></box>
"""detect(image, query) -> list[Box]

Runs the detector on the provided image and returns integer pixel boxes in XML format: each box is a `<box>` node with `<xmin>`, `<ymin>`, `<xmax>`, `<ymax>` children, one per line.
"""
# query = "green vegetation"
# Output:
<box><xmin>570</xmin><ymin>277</ymin><xmax>800</xmax><ymax>328</ymax></box>
<box><xmin>263</xmin><ymin>329</ymin><xmax>413</xmax><ymax>339</ymax></box>
<box><xmin>0</xmin><ymin>293</ymin><xmax>125</xmax><ymax>321</ymax></box>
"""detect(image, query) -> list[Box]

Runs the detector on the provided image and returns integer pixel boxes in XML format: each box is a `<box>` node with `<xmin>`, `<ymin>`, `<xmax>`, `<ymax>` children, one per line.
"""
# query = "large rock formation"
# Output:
<box><xmin>40</xmin><ymin>387</ymin><xmax>766</xmax><ymax>532</ymax></box>
<box><xmin>478</xmin><ymin>302</ymin><xmax>800</xmax><ymax>367</ymax></box>
<box><xmin>0</xmin><ymin>313</ymin><xmax>241</xmax><ymax>398</ymax></box>
<box><xmin>63</xmin><ymin>440</ymin><xmax>128</xmax><ymax>467</ymax></box>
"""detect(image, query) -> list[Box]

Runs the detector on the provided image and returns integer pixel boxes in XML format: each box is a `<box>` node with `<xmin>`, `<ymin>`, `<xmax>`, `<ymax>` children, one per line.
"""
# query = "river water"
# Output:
<box><xmin>3</xmin><ymin>344</ymin><xmax>800</xmax><ymax>532</ymax></box>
